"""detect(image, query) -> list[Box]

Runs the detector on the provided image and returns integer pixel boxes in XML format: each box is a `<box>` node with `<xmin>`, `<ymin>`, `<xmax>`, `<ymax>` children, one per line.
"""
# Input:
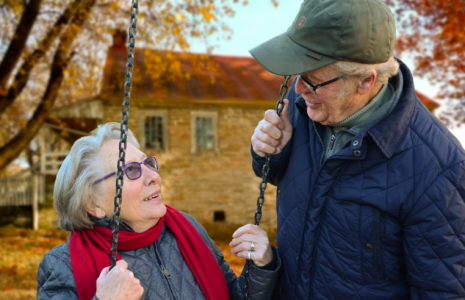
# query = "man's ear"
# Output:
<box><xmin>357</xmin><ymin>69</ymin><xmax>378</xmax><ymax>95</ymax></box>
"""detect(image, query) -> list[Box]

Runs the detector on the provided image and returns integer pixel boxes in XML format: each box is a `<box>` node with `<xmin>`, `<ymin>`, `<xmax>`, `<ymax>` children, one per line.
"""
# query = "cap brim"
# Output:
<box><xmin>249</xmin><ymin>33</ymin><xmax>337</xmax><ymax>76</ymax></box>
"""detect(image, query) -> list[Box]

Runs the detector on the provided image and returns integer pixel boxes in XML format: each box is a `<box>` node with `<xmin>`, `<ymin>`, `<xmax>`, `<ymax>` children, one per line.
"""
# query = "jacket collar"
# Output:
<box><xmin>367</xmin><ymin>59</ymin><xmax>416</xmax><ymax>158</ymax></box>
<box><xmin>295</xmin><ymin>59</ymin><xmax>416</xmax><ymax>159</ymax></box>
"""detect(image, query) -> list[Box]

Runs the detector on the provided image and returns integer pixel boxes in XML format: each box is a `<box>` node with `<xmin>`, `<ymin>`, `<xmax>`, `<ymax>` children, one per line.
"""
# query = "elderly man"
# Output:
<box><xmin>250</xmin><ymin>0</ymin><xmax>465</xmax><ymax>299</ymax></box>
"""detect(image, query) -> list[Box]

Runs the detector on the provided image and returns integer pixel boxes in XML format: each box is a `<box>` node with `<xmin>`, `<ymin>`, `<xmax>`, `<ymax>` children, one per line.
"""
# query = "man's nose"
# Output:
<box><xmin>295</xmin><ymin>76</ymin><xmax>312</xmax><ymax>95</ymax></box>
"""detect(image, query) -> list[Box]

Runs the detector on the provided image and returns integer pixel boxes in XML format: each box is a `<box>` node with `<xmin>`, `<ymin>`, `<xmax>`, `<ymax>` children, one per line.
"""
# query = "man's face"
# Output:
<box><xmin>295</xmin><ymin>65</ymin><xmax>359</xmax><ymax>125</ymax></box>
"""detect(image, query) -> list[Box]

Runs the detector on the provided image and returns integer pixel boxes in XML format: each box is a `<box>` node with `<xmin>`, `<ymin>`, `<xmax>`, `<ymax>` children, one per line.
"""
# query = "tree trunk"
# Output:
<box><xmin>0</xmin><ymin>0</ymin><xmax>97</xmax><ymax>171</ymax></box>
<box><xmin>0</xmin><ymin>0</ymin><xmax>43</xmax><ymax>94</ymax></box>
<box><xmin>0</xmin><ymin>0</ymin><xmax>80</xmax><ymax>115</ymax></box>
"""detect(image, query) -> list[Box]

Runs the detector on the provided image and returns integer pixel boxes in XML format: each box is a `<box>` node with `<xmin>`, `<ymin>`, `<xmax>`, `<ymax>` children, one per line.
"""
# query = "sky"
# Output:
<box><xmin>190</xmin><ymin>0</ymin><xmax>465</xmax><ymax>146</ymax></box>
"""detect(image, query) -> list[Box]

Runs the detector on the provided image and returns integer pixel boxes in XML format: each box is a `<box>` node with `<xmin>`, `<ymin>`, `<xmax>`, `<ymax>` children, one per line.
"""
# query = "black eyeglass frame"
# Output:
<box><xmin>92</xmin><ymin>156</ymin><xmax>159</xmax><ymax>185</ymax></box>
<box><xmin>298</xmin><ymin>74</ymin><xmax>344</xmax><ymax>94</ymax></box>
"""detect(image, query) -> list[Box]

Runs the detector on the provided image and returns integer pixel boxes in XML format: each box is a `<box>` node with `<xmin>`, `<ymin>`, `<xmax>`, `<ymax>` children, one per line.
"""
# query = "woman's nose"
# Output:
<box><xmin>142</xmin><ymin>164</ymin><xmax>161</xmax><ymax>185</ymax></box>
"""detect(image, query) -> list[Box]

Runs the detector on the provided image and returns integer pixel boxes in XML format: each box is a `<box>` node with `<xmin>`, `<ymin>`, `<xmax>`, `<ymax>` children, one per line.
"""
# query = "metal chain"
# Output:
<box><xmin>242</xmin><ymin>75</ymin><xmax>291</xmax><ymax>299</ymax></box>
<box><xmin>110</xmin><ymin>0</ymin><xmax>139</xmax><ymax>270</ymax></box>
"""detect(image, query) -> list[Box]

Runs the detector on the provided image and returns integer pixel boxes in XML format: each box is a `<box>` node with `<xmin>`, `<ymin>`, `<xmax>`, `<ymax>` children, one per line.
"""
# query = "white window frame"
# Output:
<box><xmin>139</xmin><ymin>110</ymin><xmax>169</xmax><ymax>152</ymax></box>
<box><xmin>191</xmin><ymin>111</ymin><xmax>218</xmax><ymax>153</ymax></box>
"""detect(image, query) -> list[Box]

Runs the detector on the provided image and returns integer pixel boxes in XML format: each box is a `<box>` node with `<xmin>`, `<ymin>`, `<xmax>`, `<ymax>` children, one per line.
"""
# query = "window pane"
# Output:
<box><xmin>145</xmin><ymin>116</ymin><xmax>164</xmax><ymax>150</ymax></box>
<box><xmin>196</xmin><ymin>116</ymin><xmax>214</xmax><ymax>150</ymax></box>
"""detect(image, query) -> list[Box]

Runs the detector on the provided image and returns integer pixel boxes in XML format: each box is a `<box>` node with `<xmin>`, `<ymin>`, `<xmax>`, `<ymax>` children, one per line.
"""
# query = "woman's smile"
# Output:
<box><xmin>142</xmin><ymin>192</ymin><xmax>162</xmax><ymax>203</ymax></box>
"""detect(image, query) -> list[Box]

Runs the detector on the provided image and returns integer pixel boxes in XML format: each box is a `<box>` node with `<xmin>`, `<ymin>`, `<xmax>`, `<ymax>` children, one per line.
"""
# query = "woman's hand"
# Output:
<box><xmin>96</xmin><ymin>260</ymin><xmax>144</xmax><ymax>300</ymax></box>
<box><xmin>229</xmin><ymin>224</ymin><xmax>273</xmax><ymax>267</ymax></box>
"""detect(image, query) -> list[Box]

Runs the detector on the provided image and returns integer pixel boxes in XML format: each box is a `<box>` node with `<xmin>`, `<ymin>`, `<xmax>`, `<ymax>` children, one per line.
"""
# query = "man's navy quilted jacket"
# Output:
<box><xmin>252</xmin><ymin>60</ymin><xmax>465</xmax><ymax>299</ymax></box>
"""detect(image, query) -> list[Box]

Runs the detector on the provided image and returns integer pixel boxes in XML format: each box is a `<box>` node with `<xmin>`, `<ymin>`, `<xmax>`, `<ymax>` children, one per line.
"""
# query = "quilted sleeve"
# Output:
<box><xmin>37</xmin><ymin>251</ymin><xmax>81</xmax><ymax>300</ymax></box>
<box><xmin>403</xmin><ymin>162</ymin><xmax>465</xmax><ymax>299</ymax></box>
<box><xmin>251</xmin><ymin>140</ymin><xmax>293</xmax><ymax>186</ymax></box>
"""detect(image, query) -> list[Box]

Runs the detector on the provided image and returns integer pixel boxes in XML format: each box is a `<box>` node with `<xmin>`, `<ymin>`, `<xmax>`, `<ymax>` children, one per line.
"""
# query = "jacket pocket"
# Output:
<box><xmin>362</xmin><ymin>207</ymin><xmax>386</xmax><ymax>283</ymax></box>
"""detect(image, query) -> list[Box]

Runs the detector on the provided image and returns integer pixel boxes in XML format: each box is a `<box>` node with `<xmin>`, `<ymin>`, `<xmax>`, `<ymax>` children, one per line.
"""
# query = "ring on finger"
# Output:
<box><xmin>250</xmin><ymin>241</ymin><xmax>256</xmax><ymax>251</ymax></box>
<box><xmin>247</xmin><ymin>250</ymin><xmax>252</xmax><ymax>260</ymax></box>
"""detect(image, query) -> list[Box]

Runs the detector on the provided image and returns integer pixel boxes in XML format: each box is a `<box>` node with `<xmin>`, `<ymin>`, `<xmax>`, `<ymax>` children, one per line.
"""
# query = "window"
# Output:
<box><xmin>213</xmin><ymin>211</ymin><xmax>225</xmax><ymax>222</ymax></box>
<box><xmin>191</xmin><ymin>111</ymin><xmax>218</xmax><ymax>152</ymax></box>
<box><xmin>139</xmin><ymin>110</ymin><xmax>168</xmax><ymax>151</ymax></box>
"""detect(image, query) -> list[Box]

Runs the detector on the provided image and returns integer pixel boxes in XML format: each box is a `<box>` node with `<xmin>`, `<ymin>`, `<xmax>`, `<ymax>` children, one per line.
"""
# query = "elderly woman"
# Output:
<box><xmin>37</xmin><ymin>122</ymin><xmax>280</xmax><ymax>300</ymax></box>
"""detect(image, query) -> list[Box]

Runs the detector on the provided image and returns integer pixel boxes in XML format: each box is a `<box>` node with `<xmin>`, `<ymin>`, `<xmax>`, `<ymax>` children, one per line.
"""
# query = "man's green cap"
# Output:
<box><xmin>249</xmin><ymin>0</ymin><xmax>396</xmax><ymax>76</ymax></box>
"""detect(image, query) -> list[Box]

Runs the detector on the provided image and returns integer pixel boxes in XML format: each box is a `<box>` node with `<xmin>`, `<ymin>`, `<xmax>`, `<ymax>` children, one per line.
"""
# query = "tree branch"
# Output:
<box><xmin>0</xmin><ymin>0</ymin><xmax>81</xmax><ymax>114</ymax></box>
<box><xmin>0</xmin><ymin>0</ymin><xmax>42</xmax><ymax>94</ymax></box>
<box><xmin>0</xmin><ymin>0</ymin><xmax>97</xmax><ymax>171</ymax></box>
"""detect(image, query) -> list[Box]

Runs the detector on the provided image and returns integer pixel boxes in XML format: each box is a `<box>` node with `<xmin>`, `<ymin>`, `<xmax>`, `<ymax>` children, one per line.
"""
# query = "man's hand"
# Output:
<box><xmin>96</xmin><ymin>260</ymin><xmax>144</xmax><ymax>300</ymax></box>
<box><xmin>251</xmin><ymin>99</ymin><xmax>293</xmax><ymax>157</ymax></box>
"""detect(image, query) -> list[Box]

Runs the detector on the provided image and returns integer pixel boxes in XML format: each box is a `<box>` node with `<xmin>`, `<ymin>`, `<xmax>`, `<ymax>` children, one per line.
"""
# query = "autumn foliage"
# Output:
<box><xmin>0</xmin><ymin>0</ymin><xmax>246</xmax><ymax>171</ymax></box>
<box><xmin>386</xmin><ymin>0</ymin><xmax>465</xmax><ymax>125</ymax></box>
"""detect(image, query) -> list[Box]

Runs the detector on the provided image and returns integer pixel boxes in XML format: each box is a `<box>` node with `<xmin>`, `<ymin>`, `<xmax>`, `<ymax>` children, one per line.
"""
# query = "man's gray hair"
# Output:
<box><xmin>54</xmin><ymin>122</ymin><xmax>140</xmax><ymax>231</ymax></box>
<box><xmin>332</xmin><ymin>56</ymin><xmax>400</xmax><ymax>98</ymax></box>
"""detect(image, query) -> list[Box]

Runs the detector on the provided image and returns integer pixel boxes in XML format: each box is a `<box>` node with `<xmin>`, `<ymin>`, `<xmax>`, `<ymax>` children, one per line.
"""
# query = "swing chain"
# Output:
<box><xmin>110</xmin><ymin>0</ymin><xmax>139</xmax><ymax>270</ymax></box>
<box><xmin>254</xmin><ymin>75</ymin><xmax>290</xmax><ymax>226</ymax></box>
<box><xmin>243</xmin><ymin>75</ymin><xmax>291</xmax><ymax>299</ymax></box>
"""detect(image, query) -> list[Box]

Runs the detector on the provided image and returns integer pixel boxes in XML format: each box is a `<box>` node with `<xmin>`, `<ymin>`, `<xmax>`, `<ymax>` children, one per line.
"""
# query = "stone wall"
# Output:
<box><xmin>103</xmin><ymin>103</ymin><xmax>278</xmax><ymax>230</ymax></box>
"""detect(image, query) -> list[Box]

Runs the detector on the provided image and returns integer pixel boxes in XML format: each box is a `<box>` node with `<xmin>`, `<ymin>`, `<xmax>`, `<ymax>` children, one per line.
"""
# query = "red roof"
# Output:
<box><xmin>100</xmin><ymin>46</ymin><xmax>439</xmax><ymax>110</ymax></box>
<box><xmin>415</xmin><ymin>90</ymin><xmax>439</xmax><ymax>109</ymax></box>
<box><xmin>101</xmin><ymin>48</ymin><xmax>291</xmax><ymax>105</ymax></box>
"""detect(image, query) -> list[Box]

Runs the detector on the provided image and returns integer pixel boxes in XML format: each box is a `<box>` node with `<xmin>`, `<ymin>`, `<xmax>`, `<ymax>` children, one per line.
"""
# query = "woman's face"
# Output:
<box><xmin>96</xmin><ymin>139</ymin><xmax>166</xmax><ymax>232</ymax></box>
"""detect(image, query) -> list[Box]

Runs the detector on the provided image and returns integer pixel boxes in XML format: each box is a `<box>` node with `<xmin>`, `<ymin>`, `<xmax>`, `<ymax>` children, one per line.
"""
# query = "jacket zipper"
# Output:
<box><xmin>293</xmin><ymin>121</ymin><xmax>326</xmax><ymax>297</ymax></box>
<box><xmin>151</xmin><ymin>244</ymin><xmax>177</xmax><ymax>300</ymax></box>
<box><xmin>329</xmin><ymin>134</ymin><xmax>336</xmax><ymax>150</ymax></box>
<box><xmin>312</xmin><ymin>121</ymin><xmax>325</xmax><ymax>167</ymax></box>
<box><xmin>160</xmin><ymin>264</ymin><xmax>172</xmax><ymax>279</ymax></box>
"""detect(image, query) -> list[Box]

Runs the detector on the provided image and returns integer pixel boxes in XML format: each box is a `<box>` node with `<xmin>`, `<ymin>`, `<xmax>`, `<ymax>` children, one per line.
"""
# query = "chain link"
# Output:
<box><xmin>242</xmin><ymin>75</ymin><xmax>291</xmax><ymax>299</ymax></box>
<box><xmin>110</xmin><ymin>0</ymin><xmax>139</xmax><ymax>270</ymax></box>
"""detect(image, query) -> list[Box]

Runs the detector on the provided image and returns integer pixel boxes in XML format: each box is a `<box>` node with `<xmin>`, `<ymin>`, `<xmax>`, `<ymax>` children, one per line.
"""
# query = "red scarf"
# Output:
<box><xmin>69</xmin><ymin>205</ymin><xmax>229</xmax><ymax>300</ymax></box>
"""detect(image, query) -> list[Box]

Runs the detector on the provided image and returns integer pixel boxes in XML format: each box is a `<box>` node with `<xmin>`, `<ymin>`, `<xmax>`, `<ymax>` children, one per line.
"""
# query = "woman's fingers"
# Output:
<box><xmin>233</xmin><ymin>224</ymin><xmax>266</xmax><ymax>238</ymax></box>
<box><xmin>96</xmin><ymin>260</ymin><xmax>144</xmax><ymax>300</ymax></box>
<box><xmin>230</xmin><ymin>224</ymin><xmax>274</xmax><ymax>266</ymax></box>
<box><xmin>229</xmin><ymin>233</ymin><xmax>268</xmax><ymax>249</ymax></box>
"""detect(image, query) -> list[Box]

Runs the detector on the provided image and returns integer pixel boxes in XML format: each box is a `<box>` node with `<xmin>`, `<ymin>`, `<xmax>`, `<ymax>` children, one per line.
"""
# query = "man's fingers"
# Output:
<box><xmin>258</xmin><ymin>118</ymin><xmax>282</xmax><ymax>140</ymax></box>
<box><xmin>264</xmin><ymin>109</ymin><xmax>285</xmax><ymax>131</ymax></box>
<box><xmin>252</xmin><ymin>134</ymin><xmax>279</xmax><ymax>157</ymax></box>
<box><xmin>255</xmin><ymin>130</ymin><xmax>280</xmax><ymax>147</ymax></box>
<box><xmin>280</xmin><ymin>99</ymin><xmax>292</xmax><ymax>127</ymax></box>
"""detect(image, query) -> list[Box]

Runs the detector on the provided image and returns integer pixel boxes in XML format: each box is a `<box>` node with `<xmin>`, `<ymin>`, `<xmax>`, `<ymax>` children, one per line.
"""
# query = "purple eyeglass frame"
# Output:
<box><xmin>92</xmin><ymin>156</ymin><xmax>159</xmax><ymax>185</ymax></box>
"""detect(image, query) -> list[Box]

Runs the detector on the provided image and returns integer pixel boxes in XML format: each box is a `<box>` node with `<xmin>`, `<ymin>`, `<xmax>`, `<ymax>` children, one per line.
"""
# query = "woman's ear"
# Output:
<box><xmin>357</xmin><ymin>69</ymin><xmax>378</xmax><ymax>95</ymax></box>
<box><xmin>86</xmin><ymin>203</ymin><xmax>105</xmax><ymax>219</ymax></box>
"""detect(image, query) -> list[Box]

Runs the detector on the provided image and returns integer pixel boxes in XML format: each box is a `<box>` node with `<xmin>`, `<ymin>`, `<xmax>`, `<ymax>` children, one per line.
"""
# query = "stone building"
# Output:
<box><xmin>45</xmin><ymin>40</ymin><xmax>291</xmax><ymax>230</ymax></box>
<box><xmin>30</xmin><ymin>37</ymin><xmax>439</xmax><ymax>231</ymax></box>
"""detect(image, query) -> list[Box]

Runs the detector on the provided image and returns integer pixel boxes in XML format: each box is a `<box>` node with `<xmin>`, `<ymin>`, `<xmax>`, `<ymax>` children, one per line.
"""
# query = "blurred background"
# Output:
<box><xmin>0</xmin><ymin>0</ymin><xmax>463</xmax><ymax>299</ymax></box>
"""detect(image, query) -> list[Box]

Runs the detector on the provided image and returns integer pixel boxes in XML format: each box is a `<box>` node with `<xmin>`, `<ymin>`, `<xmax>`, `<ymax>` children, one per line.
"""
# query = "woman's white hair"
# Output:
<box><xmin>331</xmin><ymin>56</ymin><xmax>400</xmax><ymax>98</ymax></box>
<box><xmin>54</xmin><ymin>122</ymin><xmax>140</xmax><ymax>231</ymax></box>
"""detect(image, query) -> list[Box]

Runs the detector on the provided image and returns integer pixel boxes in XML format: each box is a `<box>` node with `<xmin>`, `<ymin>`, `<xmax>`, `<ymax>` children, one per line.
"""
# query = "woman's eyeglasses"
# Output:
<box><xmin>298</xmin><ymin>74</ymin><xmax>344</xmax><ymax>95</ymax></box>
<box><xmin>93</xmin><ymin>156</ymin><xmax>159</xmax><ymax>185</ymax></box>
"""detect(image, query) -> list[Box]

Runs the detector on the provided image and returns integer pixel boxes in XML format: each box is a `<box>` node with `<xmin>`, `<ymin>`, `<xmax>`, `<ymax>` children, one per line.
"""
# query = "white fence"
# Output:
<box><xmin>0</xmin><ymin>169</ymin><xmax>45</xmax><ymax>229</ymax></box>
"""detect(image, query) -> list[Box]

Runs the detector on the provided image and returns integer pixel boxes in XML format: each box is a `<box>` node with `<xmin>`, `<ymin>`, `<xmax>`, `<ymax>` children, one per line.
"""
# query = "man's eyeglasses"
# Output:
<box><xmin>298</xmin><ymin>74</ymin><xmax>344</xmax><ymax>95</ymax></box>
<box><xmin>93</xmin><ymin>156</ymin><xmax>159</xmax><ymax>185</ymax></box>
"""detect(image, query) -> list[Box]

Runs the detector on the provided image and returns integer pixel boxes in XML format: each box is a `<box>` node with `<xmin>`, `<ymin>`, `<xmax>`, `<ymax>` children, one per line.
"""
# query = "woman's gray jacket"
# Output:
<box><xmin>37</xmin><ymin>213</ymin><xmax>280</xmax><ymax>300</ymax></box>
